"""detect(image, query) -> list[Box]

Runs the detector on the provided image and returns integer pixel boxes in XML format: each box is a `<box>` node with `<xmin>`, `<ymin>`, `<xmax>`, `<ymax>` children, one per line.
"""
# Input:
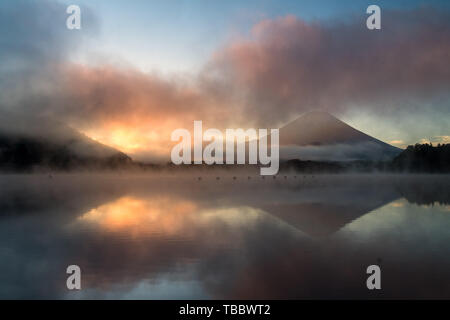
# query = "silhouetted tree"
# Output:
<box><xmin>391</xmin><ymin>143</ymin><xmax>450</xmax><ymax>173</ymax></box>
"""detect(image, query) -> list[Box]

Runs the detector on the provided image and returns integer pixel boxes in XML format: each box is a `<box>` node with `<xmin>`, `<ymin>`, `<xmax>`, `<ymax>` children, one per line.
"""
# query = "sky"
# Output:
<box><xmin>0</xmin><ymin>0</ymin><xmax>449</xmax><ymax>160</ymax></box>
<box><xmin>62</xmin><ymin>0</ymin><xmax>450</xmax><ymax>73</ymax></box>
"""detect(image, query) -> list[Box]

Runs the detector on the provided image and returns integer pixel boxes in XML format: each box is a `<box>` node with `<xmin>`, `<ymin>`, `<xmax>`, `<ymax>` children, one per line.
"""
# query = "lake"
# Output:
<box><xmin>0</xmin><ymin>173</ymin><xmax>449</xmax><ymax>299</ymax></box>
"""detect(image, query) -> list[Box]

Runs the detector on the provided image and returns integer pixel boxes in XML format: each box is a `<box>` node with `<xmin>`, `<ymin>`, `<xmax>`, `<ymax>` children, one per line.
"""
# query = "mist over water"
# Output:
<box><xmin>0</xmin><ymin>173</ymin><xmax>449</xmax><ymax>299</ymax></box>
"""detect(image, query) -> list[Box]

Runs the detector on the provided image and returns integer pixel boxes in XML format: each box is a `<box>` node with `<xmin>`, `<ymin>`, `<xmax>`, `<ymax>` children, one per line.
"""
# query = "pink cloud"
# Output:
<box><xmin>207</xmin><ymin>8</ymin><xmax>450</xmax><ymax>126</ymax></box>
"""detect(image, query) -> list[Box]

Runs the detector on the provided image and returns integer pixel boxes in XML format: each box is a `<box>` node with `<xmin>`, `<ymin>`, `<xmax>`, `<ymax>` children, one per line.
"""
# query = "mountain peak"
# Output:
<box><xmin>300</xmin><ymin>110</ymin><xmax>336</xmax><ymax>118</ymax></box>
<box><xmin>279</xmin><ymin>111</ymin><xmax>401</xmax><ymax>161</ymax></box>
<box><xmin>280</xmin><ymin>111</ymin><xmax>367</xmax><ymax>146</ymax></box>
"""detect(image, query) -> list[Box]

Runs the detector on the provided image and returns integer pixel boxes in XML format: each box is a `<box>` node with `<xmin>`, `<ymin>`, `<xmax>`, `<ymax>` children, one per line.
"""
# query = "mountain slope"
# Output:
<box><xmin>0</xmin><ymin>115</ymin><xmax>132</xmax><ymax>171</ymax></box>
<box><xmin>278</xmin><ymin>111</ymin><xmax>401</xmax><ymax>161</ymax></box>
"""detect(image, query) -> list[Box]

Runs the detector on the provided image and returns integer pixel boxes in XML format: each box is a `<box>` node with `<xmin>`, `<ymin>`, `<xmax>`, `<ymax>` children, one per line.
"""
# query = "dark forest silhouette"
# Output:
<box><xmin>0</xmin><ymin>134</ymin><xmax>132</xmax><ymax>171</ymax></box>
<box><xmin>391</xmin><ymin>143</ymin><xmax>450</xmax><ymax>173</ymax></box>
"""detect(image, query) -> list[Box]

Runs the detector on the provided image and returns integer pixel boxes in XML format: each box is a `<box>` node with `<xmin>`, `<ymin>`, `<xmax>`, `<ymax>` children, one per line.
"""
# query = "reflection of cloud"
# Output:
<box><xmin>78</xmin><ymin>194</ymin><xmax>266</xmax><ymax>237</ymax></box>
<box><xmin>79</xmin><ymin>196</ymin><xmax>197</xmax><ymax>236</ymax></box>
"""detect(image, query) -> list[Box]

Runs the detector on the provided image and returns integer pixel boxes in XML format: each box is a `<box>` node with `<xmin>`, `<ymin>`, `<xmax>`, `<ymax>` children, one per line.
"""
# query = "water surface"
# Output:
<box><xmin>0</xmin><ymin>174</ymin><xmax>449</xmax><ymax>299</ymax></box>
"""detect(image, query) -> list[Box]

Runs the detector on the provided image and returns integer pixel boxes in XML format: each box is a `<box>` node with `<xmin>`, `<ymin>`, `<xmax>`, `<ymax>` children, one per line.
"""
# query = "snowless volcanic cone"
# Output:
<box><xmin>278</xmin><ymin>111</ymin><xmax>402</xmax><ymax>161</ymax></box>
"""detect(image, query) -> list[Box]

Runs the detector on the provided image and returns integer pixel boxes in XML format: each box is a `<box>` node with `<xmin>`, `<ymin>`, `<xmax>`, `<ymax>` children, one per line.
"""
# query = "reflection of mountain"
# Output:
<box><xmin>0</xmin><ymin>115</ymin><xmax>132</xmax><ymax>171</ymax></box>
<box><xmin>264</xmin><ymin>204</ymin><xmax>366</xmax><ymax>237</ymax></box>
<box><xmin>278</xmin><ymin>111</ymin><xmax>401</xmax><ymax>161</ymax></box>
<box><xmin>257</xmin><ymin>175</ymin><xmax>450</xmax><ymax>236</ymax></box>
<box><xmin>252</xmin><ymin>178</ymin><xmax>399</xmax><ymax>237</ymax></box>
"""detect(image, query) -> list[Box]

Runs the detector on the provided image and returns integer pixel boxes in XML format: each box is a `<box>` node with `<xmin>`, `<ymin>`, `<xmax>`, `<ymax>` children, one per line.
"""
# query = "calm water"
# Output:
<box><xmin>0</xmin><ymin>173</ymin><xmax>449</xmax><ymax>299</ymax></box>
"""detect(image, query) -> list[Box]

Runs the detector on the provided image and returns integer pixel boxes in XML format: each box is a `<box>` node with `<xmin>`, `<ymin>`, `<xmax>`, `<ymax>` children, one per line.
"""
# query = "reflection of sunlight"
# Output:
<box><xmin>78</xmin><ymin>196</ymin><xmax>266</xmax><ymax>236</ymax></box>
<box><xmin>79</xmin><ymin>196</ymin><xmax>197</xmax><ymax>236</ymax></box>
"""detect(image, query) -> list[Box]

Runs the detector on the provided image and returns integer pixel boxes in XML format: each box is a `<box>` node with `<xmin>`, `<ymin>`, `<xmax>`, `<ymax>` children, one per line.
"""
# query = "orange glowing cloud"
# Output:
<box><xmin>53</xmin><ymin>65</ymin><xmax>239</xmax><ymax>160</ymax></box>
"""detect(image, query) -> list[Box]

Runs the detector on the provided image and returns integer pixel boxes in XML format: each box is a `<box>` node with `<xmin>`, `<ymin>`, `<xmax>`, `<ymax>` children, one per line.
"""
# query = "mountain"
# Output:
<box><xmin>0</xmin><ymin>114</ymin><xmax>132</xmax><ymax>171</ymax></box>
<box><xmin>278</xmin><ymin>111</ymin><xmax>402</xmax><ymax>161</ymax></box>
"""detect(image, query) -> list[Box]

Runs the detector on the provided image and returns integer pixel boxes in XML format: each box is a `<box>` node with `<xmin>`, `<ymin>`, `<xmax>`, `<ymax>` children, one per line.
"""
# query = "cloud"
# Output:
<box><xmin>419</xmin><ymin>135</ymin><xmax>450</xmax><ymax>144</ymax></box>
<box><xmin>0</xmin><ymin>0</ymin><xmax>98</xmax><ymax>110</ymax></box>
<box><xmin>54</xmin><ymin>7</ymin><xmax>450</xmax><ymax>158</ymax></box>
<box><xmin>206</xmin><ymin>8</ymin><xmax>450</xmax><ymax>126</ymax></box>
<box><xmin>389</xmin><ymin>140</ymin><xmax>406</xmax><ymax>148</ymax></box>
<box><xmin>0</xmin><ymin>2</ymin><xmax>449</xmax><ymax>160</ymax></box>
<box><xmin>45</xmin><ymin>65</ymin><xmax>240</xmax><ymax>160</ymax></box>
<box><xmin>0</xmin><ymin>1</ymin><xmax>238</xmax><ymax>159</ymax></box>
